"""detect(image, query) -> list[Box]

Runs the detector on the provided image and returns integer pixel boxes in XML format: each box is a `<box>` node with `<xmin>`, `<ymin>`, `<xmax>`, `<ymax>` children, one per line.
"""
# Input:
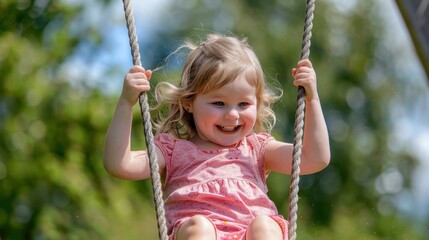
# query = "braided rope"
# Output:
<box><xmin>121</xmin><ymin>0</ymin><xmax>168</xmax><ymax>239</ymax></box>
<box><xmin>288</xmin><ymin>0</ymin><xmax>315</xmax><ymax>239</ymax></box>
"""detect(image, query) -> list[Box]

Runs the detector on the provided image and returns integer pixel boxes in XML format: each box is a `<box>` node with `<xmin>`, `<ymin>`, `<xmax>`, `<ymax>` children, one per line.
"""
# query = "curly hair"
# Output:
<box><xmin>154</xmin><ymin>33</ymin><xmax>281</xmax><ymax>139</ymax></box>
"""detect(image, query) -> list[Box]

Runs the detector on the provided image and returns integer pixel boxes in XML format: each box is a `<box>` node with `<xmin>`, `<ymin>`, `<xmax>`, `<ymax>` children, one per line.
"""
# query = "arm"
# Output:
<box><xmin>103</xmin><ymin>66</ymin><xmax>165</xmax><ymax>180</ymax></box>
<box><xmin>265</xmin><ymin>59</ymin><xmax>330</xmax><ymax>175</ymax></box>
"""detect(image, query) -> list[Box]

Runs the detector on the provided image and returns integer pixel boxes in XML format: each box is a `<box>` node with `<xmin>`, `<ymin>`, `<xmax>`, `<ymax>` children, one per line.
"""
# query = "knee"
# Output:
<box><xmin>177</xmin><ymin>215</ymin><xmax>215</xmax><ymax>240</ymax></box>
<box><xmin>249</xmin><ymin>215</ymin><xmax>278</xmax><ymax>232</ymax></box>
<box><xmin>187</xmin><ymin>215</ymin><xmax>214</xmax><ymax>231</ymax></box>
<box><xmin>247</xmin><ymin>216</ymin><xmax>282</xmax><ymax>240</ymax></box>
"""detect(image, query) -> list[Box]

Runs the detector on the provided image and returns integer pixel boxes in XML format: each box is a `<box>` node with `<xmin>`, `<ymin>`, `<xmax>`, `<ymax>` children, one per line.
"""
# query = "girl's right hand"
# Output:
<box><xmin>120</xmin><ymin>65</ymin><xmax>152</xmax><ymax>106</ymax></box>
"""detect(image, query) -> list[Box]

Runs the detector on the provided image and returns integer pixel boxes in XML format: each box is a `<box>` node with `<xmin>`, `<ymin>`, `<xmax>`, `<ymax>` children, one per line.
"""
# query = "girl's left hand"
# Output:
<box><xmin>291</xmin><ymin>59</ymin><xmax>318</xmax><ymax>101</ymax></box>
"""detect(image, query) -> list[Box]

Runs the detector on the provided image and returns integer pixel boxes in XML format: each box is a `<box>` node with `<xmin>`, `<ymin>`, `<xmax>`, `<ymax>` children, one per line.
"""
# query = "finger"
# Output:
<box><xmin>297</xmin><ymin>66</ymin><xmax>313</xmax><ymax>72</ymax></box>
<box><xmin>291</xmin><ymin>68</ymin><xmax>297</xmax><ymax>77</ymax></box>
<box><xmin>128</xmin><ymin>77</ymin><xmax>149</xmax><ymax>88</ymax></box>
<box><xmin>126</xmin><ymin>72</ymin><xmax>149</xmax><ymax>83</ymax></box>
<box><xmin>294</xmin><ymin>76</ymin><xmax>314</xmax><ymax>86</ymax></box>
<box><xmin>129</xmin><ymin>65</ymin><xmax>146</xmax><ymax>73</ymax></box>
<box><xmin>136</xmin><ymin>84</ymin><xmax>151</xmax><ymax>92</ymax></box>
<box><xmin>293</xmin><ymin>79</ymin><xmax>303</xmax><ymax>87</ymax></box>
<box><xmin>297</xmin><ymin>59</ymin><xmax>313</xmax><ymax>68</ymax></box>
<box><xmin>127</xmin><ymin>79</ymin><xmax>150</xmax><ymax>91</ymax></box>
<box><xmin>295</xmin><ymin>72</ymin><xmax>312</xmax><ymax>79</ymax></box>
<box><xmin>145</xmin><ymin>70</ymin><xmax>153</xmax><ymax>80</ymax></box>
<box><xmin>293</xmin><ymin>77</ymin><xmax>307</xmax><ymax>85</ymax></box>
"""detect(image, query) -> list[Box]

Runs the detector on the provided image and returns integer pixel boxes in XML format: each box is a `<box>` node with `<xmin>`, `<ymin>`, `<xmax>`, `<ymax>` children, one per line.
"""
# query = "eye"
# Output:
<box><xmin>238</xmin><ymin>102</ymin><xmax>250</xmax><ymax>108</ymax></box>
<box><xmin>211</xmin><ymin>101</ymin><xmax>224</xmax><ymax>107</ymax></box>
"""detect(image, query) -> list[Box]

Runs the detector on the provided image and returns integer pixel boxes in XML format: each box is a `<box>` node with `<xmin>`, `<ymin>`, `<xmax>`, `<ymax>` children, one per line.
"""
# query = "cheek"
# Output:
<box><xmin>194</xmin><ymin>106</ymin><xmax>220</xmax><ymax>123</ymax></box>
<box><xmin>243</xmin><ymin>106</ymin><xmax>258</xmax><ymax>122</ymax></box>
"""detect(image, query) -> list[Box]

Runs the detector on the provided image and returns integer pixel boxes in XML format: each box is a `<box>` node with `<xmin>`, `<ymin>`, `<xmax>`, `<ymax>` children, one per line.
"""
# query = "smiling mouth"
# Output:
<box><xmin>217</xmin><ymin>125</ymin><xmax>241</xmax><ymax>132</ymax></box>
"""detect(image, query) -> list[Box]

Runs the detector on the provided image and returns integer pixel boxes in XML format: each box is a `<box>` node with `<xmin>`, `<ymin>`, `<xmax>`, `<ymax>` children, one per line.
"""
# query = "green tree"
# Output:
<box><xmin>0</xmin><ymin>0</ymin><xmax>426</xmax><ymax>239</ymax></box>
<box><xmin>0</xmin><ymin>1</ymin><xmax>157</xmax><ymax>239</ymax></box>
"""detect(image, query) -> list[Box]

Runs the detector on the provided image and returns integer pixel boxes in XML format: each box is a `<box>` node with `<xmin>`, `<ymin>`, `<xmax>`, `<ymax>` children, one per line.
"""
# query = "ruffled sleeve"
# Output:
<box><xmin>247</xmin><ymin>132</ymin><xmax>275</xmax><ymax>181</ymax></box>
<box><xmin>255</xmin><ymin>132</ymin><xmax>275</xmax><ymax>146</ymax></box>
<box><xmin>154</xmin><ymin>133</ymin><xmax>176</xmax><ymax>171</ymax></box>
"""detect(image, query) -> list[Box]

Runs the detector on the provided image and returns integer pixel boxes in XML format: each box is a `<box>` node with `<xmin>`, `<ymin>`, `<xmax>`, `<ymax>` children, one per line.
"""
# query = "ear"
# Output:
<box><xmin>183</xmin><ymin>102</ymin><xmax>193</xmax><ymax>113</ymax></box>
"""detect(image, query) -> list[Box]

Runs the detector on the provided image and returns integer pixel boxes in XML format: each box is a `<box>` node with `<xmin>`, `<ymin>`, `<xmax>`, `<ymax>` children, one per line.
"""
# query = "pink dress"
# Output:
<box><xmin>155</xmin><ymin>132</ymin><xmax>288</xmax><ymax>240</ymax></box>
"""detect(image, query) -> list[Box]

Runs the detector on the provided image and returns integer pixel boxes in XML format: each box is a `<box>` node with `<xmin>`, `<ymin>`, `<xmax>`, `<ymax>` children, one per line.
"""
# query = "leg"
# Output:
<box><xmin>176</xmin><ymin>215</ymin><xmax>216</xmax><ymax>240</ymax></box>
<box><xmin>246</xmin><ymin>215</ymin><xmax>283</xmax><ymax>240</ymax></box>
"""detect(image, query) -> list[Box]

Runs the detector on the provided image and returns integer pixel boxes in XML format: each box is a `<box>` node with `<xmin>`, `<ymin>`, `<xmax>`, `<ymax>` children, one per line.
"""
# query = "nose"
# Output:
<box><xmin>225</xmin><ymin>107</ymin><xmax>239</xmax><ymax>120</ymax></box>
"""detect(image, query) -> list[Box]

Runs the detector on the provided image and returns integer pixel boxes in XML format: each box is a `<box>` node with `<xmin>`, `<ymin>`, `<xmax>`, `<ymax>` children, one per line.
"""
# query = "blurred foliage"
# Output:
<box><xmin>0</xmin><ymin>1</ymin><xmax>158</xmax><ymax>239</ymax></box>
<box><xmin>0</xmin><ymin>0</ymin><xmax>427</xmax><ymax>239</ymax></box>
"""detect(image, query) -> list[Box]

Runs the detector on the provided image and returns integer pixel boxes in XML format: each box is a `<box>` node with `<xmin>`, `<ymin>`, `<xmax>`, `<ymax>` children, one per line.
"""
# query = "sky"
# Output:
<box><xmin>62</xmin><ymin>0</ymin><xmax>429</xmax><ymax>222</ymax></box>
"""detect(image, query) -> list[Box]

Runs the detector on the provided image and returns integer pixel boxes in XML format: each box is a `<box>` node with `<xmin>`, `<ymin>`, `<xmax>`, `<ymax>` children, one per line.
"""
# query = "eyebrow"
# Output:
<box><xmin>206</xmin><ymin>93</ymin><xmax>225</xmax><ymax>98</ymax></box>
<box><xmin>206</xmin><ymin>94</ymin><xmax>256</xmax><ymax>103</ymax></box>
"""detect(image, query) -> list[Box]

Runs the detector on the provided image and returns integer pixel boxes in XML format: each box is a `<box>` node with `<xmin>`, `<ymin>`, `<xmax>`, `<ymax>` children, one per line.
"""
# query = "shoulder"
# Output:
<box><xmin>154</xmin><ymin>133</ymin><xmax>178</xmax><ymax>156</ymax></box>
<box><xmin>155</xmin><ymin>133</ymin><xmax>196</xmax><ymax>155</ymax></box>
<box><xmin>155</xmin><ymin>133</ymin><xmax>176</xmax><ymax>144</ymax></box>
<box><xmin>247</xmin><ymin>132</ymin><xmax>275</xmax><ymax>144</ymax></box>
<box><xmin>245</xmin><ymin>132</ymin><xmax>275</xmax><ymax>151</ymax></box>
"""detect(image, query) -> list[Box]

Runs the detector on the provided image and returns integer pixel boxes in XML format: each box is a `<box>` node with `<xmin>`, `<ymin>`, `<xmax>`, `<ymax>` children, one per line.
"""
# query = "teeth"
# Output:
<box><xmin>221</xmin><ymin>126</ymin><xmax>237</xmax><ymax>131</ymax></box>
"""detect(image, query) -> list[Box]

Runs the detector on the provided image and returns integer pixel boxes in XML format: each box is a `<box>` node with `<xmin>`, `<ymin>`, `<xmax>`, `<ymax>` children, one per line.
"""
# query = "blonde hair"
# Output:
<box><xmin>154</xmin><ymin>33</ymin><xmax>281</xmax><ymax>139</ymax></box>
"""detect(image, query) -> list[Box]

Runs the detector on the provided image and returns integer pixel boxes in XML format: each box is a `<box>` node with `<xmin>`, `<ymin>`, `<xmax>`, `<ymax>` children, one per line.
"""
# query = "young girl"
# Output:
<box><xmin>103</xmin><ymin>34</ymin><xmax>330</xmax><ymax>240</ymax></box>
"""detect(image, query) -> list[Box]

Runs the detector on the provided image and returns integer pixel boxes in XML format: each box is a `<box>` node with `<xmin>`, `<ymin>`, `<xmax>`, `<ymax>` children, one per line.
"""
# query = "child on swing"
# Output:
<box><xmin>103</xmin><ymin>33</ymin><xmax>330</xmax><ymax>240</ymax></box>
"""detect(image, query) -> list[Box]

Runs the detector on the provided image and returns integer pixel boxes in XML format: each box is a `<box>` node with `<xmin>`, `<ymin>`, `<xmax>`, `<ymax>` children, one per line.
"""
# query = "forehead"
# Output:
<box><xmin>200</xmin><ymin>74</ymin><xmax>257</xmax><ymax>99</ymax></box>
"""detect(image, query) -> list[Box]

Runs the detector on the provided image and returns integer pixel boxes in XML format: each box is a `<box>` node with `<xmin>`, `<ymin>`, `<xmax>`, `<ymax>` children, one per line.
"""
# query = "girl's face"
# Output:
<box><xmin>187</xmin><ymin>73</ymin><xmax>257</xmax><ymax>148</ymax></box>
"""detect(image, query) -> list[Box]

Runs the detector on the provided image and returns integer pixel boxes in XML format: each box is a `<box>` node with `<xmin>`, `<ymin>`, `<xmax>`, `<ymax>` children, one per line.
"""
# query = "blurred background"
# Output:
<box><xmin>1</xmin><ymin>0</ymin><xmax>428</xmax><ymax>239</ymax></box>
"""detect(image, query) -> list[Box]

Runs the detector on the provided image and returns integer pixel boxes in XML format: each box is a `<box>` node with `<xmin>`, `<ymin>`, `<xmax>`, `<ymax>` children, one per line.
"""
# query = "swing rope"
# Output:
<box><xmin>288</xmin><ymin>0</ymin><xmax>315</xmax><ymax>239</ymax></box>
<box><xmin>121</xmin><ymin>0</ymin><xmax>168</xmax><ymax>239</ymax></box>
<box><xmin>121</xmin><ymin>0</ymin><xmax>315</xmax><ymax>239</ymax></box>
